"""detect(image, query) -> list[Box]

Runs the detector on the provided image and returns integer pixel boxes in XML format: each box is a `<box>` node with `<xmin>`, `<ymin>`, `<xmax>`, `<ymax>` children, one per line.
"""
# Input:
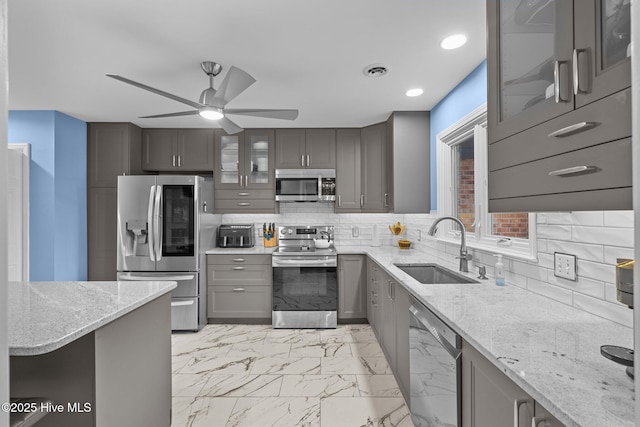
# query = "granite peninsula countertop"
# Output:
<box><xmin>9</xmin><ymin>280</ymin><xmax>177</xmax><ymax>356</ymax></box>
<box><xmin>206</xmin><ymin>243</ymin><xmax>634</xmax><ymax>427</ymax></box>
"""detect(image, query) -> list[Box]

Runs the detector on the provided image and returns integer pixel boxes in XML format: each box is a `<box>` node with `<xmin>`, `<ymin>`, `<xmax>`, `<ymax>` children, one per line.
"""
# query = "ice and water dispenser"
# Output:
<box><xmin>124</xmin><ymin>219</ymin><xmax>149</xmax><ymax>256</ymax></box>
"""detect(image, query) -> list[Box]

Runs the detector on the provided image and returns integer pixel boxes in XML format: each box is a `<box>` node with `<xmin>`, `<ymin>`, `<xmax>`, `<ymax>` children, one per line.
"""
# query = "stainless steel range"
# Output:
<box><xmin>272</xmin><ymin>225</ymin><xmax>337</xmax><ymax>329</ymax></box>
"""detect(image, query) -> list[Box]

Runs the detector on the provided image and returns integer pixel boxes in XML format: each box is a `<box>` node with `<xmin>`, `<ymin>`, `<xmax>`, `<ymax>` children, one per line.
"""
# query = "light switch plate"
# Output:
<box><xmin>554</xmin><ymin>252</ymin><xmax>577</xmax><ymax>281</ymax></box>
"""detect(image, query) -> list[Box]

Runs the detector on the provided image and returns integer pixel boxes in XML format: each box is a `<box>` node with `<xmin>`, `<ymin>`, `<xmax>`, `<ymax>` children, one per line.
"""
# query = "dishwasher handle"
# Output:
<box><xmin>410</xmin><ymin>304</ymin><xmax>460</xmax><ymax>359</ymax></box>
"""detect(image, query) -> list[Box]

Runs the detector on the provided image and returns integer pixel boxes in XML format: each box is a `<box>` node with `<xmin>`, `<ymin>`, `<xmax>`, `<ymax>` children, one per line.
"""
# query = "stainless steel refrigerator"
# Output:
<box><xmin>116</xmin><ymin>175</ymin><xmax>215</xmax><ymax>331</ymax></box>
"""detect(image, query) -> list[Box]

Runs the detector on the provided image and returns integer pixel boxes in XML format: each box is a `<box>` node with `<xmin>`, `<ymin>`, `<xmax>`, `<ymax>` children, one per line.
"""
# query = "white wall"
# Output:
<box><xmin>223</xmin><ymin>205</ymin><xmax>634</xmax><ymax>328</ymax></box>
<box><xmin>0</xmin><ymin>0</ymin><xmax>10</xmax><ymax>423</ymax></box>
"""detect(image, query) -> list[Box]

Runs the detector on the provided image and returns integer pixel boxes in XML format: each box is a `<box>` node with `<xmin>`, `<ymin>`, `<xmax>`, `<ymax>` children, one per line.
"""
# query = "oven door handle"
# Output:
<box><xmin>272</xmin><ymin>258</ymin><xmax>337</xmax><ymax>267</ymax></box>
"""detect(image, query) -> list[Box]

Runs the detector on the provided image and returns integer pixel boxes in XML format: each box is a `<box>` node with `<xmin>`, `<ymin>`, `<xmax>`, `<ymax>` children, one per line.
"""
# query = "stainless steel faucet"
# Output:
<box><xmin>427</xmin><ymin>216</ymin><xmax>472</xmax><ymax>272</ymax></box>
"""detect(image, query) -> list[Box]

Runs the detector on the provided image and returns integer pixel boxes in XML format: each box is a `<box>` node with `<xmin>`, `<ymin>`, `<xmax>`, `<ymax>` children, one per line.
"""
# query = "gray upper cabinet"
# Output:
<box><xmin>87</xmin><ymin>122</ymin><xmax>143</xmax><ymax>281</ymax></box>
<box><xmin>487</xmin><ymin>0</ymin><xmax>632</xmax><ymax>212</ymax></box>
<box><xmin>275</xmin><ymin>129</ymin><xmax>336</xmax><ymax>169</ymax></box>
<box><xmin>488</xmin><ymin>0</ymin><xmax>631</xmax><ymax>144</ymax></box>
<box><xmin>337</xmin><ymin>255</ymin><xmax>367</xmax><ymax>320</ymax></box>
<box><xmin>87</xmin><ymin>123</ymin><xmax>142</xmax><ymax>188</ymax></box>
<box><xmin>361</xmin><ymin>123</ymin><xmax>389</xmax><ymax>212</ymax></box>
<box><xmin>386</xmin><ymin>112</ymin><xmax>430</xmax><ymax>213</ymax></box>
<box><xmin>335</xmin><ymin>129</ymin><xmax>362</xmax><ymax>212</ymax></box>
<box><xmin>142</xmin><ymin>128</ymin><xmax>214</xmax><ymax>172</ymax></box>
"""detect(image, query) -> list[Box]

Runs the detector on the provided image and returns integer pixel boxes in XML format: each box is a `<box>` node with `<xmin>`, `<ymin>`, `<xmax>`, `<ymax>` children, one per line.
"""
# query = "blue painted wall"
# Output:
<box><xmin>429</xmin><ymin>61</ymin><xmax>487</xmax><ymax>210</ymax></box>
<box><xmin>8</xmin><ymin>111</ymin><xmax>87</xmax><ymax>281</ymax></box>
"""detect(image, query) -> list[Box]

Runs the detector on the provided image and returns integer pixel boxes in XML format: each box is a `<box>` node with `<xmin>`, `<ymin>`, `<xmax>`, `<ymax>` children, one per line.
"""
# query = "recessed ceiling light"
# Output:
<box><xmin>440</xmin><ymin>34</ymin><xmax>467</xmax><ymax>50</ymax></box>
<box><xmin>406</xmin><ymin>88</ymin><xmax>424</xmax><ymax>97</ymax></box>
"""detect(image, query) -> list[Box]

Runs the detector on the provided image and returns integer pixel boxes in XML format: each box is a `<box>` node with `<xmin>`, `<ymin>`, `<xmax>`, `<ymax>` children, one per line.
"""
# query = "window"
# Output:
<box><xmin>436</xmin><ymin>104</ymin><xmax>536</xmax><ymax>259</ymax></box>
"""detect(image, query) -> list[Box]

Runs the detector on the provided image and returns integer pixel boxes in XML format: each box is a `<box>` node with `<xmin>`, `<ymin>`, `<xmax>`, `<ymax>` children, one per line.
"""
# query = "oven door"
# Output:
<box><xmin>272</xmin><ymin>255</ymin><xmax>337</xmax><ymax>328</ymax></box>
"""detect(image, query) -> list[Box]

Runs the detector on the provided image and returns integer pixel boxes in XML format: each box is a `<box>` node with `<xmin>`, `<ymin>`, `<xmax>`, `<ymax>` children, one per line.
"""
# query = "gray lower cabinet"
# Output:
<box><xmin>87</xmin><ymin>122</ymin><xmax>143</xmax><ymax>281</ymax></box>
<box><xmin>337</xmin><ymin>255</ymin><xmax>367</xmax><ymax>320</ymax></box>
<box><xmin>462</xmin><ymin>339</ymin><xmax>565</xmax><ymax>427</ymax></box>
<box><xmin>367</xmin><ymin>259</ymin><xmax>381</xmax><ymax>335</ymax></box>
<box><xmin>207</xmin><ymin>254</ymin><xmax>272</xmax><ymax>322</ymax></box>
<box><xmin>377</xmin><ymin>265</ymin><xmax>410</xmax><ymax>402</ymax></box>
<box><xmin>142</xmin><ymin>128</ymin><xmax>214</xmax><ymax>172</ymax></box>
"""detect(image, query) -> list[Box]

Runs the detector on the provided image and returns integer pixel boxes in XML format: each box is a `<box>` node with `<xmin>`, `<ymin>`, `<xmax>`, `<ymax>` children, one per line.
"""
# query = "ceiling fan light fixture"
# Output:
<box><xmin>440</xmin><ymin>34</ymin><xmax>467</xmax><ymax>50</ymax></box>
<box><xmin>199</xmin><ymin>107</ymin><xmax>224</xmax><ymax>120</ymax></box>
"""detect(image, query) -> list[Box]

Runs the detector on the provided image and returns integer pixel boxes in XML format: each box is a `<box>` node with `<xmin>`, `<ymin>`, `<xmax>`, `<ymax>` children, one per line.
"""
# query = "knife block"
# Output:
<box><xmin>263</xmin><ymin>236</ymin><xmax>277</xmax><ymax>247</ymax></box>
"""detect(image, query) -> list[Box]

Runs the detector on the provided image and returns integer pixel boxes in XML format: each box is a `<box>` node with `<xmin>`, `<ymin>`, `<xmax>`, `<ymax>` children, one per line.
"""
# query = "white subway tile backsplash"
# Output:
<box><xmin>541</xmin><ymin>213</ymin><xmax>573</xmax><ymax>225</ymax></box>
<box><xmin>572</xmin><ymin>226</ymin><xmax>634</xmax><ymax>247</ymax></box>
<box><xmin>547</xmin><ymin>275</ymin><xmax>605</xmax><ymax>300</ymax></box>
<box><xmin>573</xmin><ymin>293</ymin><xmax>633</xmax><ymax>327</ymax></box>
<box><xmin>603</xmin><ymin>211</ymin><xmax>634</xmax><ymax>228</ymax></box>
<box><xmin>575</xmin><ymin>259</ymin><xmax>616</xmax><ymax>283</ymax></box>
<box><xmin>544</xmin><ymin>240</ymin><xmax>603</xmax><ymax>263</ymax></box>
<box><xmin>604</xmin><ymin>283</ymin><xmax>618</xmax><ymax>304</ymax></box>
<box><xmin>537</xmin><ymin>224</ymin><xmax>572</xmax><ymax>240</ymax></box>
<box><xmin>603</xmin><ymin>246</ymin><xmax>634</xmax><ymax>265</ymax></box>
<box><xmin>570</xmin><ymin>211</ymin><xmax>604</xmax><ymax>226</ymax></box>
<box><xmin>527</xmin><ymin>278</ymin><xmax>573</xmax><ymax>306</ymax></box>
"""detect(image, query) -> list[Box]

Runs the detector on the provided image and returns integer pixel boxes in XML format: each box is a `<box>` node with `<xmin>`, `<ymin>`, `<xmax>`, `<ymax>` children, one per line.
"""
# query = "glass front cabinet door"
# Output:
<box><xmin>244</xmin><ymin>129</ymin><xmax>275</xmax><ymax>189</ymax></box>
<box><xmin>488</xmin><ymin>0</ymin><xmax>631</xmax><ymax>144</ymax></box>
<box><xmin>215</xmin><ymin>132</ymin><xmax>243</xmax><ymax>189</ymax></box>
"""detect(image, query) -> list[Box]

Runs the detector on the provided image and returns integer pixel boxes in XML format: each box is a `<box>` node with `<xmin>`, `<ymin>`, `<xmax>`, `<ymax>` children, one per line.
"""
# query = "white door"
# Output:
<box><xmin>7</xmin><ymin>144</ymin><xmax>29</xmax><ymax>281</ymax></box>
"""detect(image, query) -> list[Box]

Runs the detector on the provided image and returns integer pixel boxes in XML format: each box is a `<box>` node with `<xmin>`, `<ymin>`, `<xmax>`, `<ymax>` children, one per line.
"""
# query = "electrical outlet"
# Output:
<box><xmin>554</xmin><ymin>252</ymin><xmax>577</xmax><ymax>281</ymax></box>
<box><xmin>352</xmin><ymin>226</ymin><xmax>359</xmax><ymax>238</ymax></box>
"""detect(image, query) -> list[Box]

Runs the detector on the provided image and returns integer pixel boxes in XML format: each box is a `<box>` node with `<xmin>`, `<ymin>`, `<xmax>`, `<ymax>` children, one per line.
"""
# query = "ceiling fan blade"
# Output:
<box><xmin>224</xmin><ymin>109</ymin><xmax>299</xmax><ymax>120</ymax></box>
<box><xmin>106</xmin><ymin>73</ymin><xmax>203</xmax><ymax>109</ymax></box>
<box><xmin>218</xmin><ymin>116</ymin><xmax>243</xmax><ymax>135</ymax></box>
<box><xmin>210</xmin><ymin>66</ymin><xmax>256</xmax><ymax>108</ymax></box>
<box><xmin>140</xmin><ymin>110</ymin><xmax>199</xmax><ymax>118</ymax></box>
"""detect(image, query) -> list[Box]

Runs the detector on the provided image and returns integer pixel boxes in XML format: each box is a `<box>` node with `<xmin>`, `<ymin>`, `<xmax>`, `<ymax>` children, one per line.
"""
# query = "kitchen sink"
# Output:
<box><xmin>393</xmin><ymin>263</ymin><xmax>479</xmax><ymax>284</ymax></box>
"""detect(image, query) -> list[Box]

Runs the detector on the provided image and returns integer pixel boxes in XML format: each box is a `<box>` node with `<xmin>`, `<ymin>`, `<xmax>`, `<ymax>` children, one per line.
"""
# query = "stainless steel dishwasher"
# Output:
<box><xmin>409</xmin><ymin>296</ymin><xmax>461</xmax><ymax>427</ymax></box>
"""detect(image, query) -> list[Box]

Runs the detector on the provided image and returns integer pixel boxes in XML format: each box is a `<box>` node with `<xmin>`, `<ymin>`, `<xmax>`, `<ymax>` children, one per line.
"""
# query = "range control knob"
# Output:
<box><xmin>287</xmin><ymin>228</ymin><xmax>294</xmax><ymax>235</ymax></box>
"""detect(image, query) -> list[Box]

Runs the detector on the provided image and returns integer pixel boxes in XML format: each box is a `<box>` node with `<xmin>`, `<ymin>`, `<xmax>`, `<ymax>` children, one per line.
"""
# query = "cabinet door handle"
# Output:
<box><xmin>245</xmin><ymin>176</ymin><xmax>248</xmax><ymax>187</ymax></box>
<box><xmin>531</xmin><ymin>417</ymin><xmax>547</xmax><ymax>427</ymax></box>
<box><xmin>553</xmin><ymin>60</ymin><xmax>570</xmax><ymax>103</ymax></box>
<box><xmin>306</xmin><ymin>155</ymin><xmax>310</xmax><ymax>167</ymax></box>
<box><xmin>238</xmin><ymin>202</ymin><xmax>251</xmax><ymax>206</ymax></box>
<box><xmin>384</xmin><ymin>193</ymin><xmax>388</xmax><ymax>207</ymax></box>
<box><xmin>232</xmin><ymin>266</ymin><xmax>246</xmax><ymax>270</ymax></box>
<box><xmin>360</xmin><ymin>194</ymin><xmax>364</xmax><ymax>208</ymax></box>
<box><xmin>301</xmin><ymin>155</ymin><xmax>305</xmax><ymax>167</ymax></box>
<box><xmin>177</xmin><ymin>155</ymin><xmax>181</xmax><ymax>167</ymax></box>
<box><xmin>371</xmin><ymin>290</ymin><xmax>378</xmax><ymax>296</ymax></box>
<box><xmin>239</xmin><ymin>175</ymin><xmax>243</xmax><ymax>187</ymax></box>
<box><xmin>547</xmin><ymin>121</ymin><xmax>596</xmax><ymax>138</ymax></box>
<box><xmin>548</xmin><ymin>165</ymin><xmax>596</xmax><ymax>176</ymax></box>
<box><xmin>513</xmin><ymin>399</ymin><xmax>528</xmax><ymax>427</ymax></box>
<box><xmin>572</xmin><ymin>48</ymin><xmax>588</xmax><ymax>95</ymax></box>
<box><xmin>232</xmin><ymin>258</ymin><xmax>246</xmax><ymax>262</ymax></box>
<box><xmin>338</xmin><ymin>195</ymin><xmax>342</xmax><ymax>207</ymax></box>
<box><xmin>172</xmin><ymin>155</ymin><xmax>176</xmax><ymax>167</ymax></box>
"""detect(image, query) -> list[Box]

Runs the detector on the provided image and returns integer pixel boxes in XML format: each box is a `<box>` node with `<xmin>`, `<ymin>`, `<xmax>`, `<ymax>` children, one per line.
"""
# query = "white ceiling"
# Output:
<box><xmin>7</xmin><ymin>0</ymin><xmax>486</xmax><ymax>129</ymax></box>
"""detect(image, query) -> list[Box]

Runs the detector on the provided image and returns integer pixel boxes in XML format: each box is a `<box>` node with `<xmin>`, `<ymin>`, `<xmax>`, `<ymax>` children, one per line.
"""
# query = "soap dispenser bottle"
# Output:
<box><xmin>494</xmin><ymin>254</ymin><xmax>505</xmax><ymax>286</ymax></box>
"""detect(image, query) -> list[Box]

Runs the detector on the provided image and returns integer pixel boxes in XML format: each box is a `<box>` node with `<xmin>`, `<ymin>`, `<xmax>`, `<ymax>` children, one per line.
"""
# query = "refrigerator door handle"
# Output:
<box><xmin>154</xmin><ymin>184</ymin><xmax>163</xmax><ymax>261</ymax></box>
<box><xmin>147</xmin><ymin>185</ymin><xmax>157</xmax><ymax>262</ymax></box>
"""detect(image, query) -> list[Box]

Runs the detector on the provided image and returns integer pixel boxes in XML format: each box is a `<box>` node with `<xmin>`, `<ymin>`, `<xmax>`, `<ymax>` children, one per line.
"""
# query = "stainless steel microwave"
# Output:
<box><xmin>275</xmin><ymin>169</ymin><xmax>336</xmax><ymax>202</ymax></box>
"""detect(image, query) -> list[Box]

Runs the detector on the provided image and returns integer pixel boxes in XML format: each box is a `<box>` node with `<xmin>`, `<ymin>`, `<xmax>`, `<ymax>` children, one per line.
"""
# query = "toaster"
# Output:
<box><xmin>217</xmin><ymin>224</ymin><xmax>255</xmax><ymax>248</ymax></box>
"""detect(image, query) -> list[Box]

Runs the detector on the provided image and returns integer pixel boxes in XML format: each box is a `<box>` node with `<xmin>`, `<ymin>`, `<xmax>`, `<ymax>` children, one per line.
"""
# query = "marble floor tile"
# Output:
<box><xmin>350</xmin><ymin>341</ymin><xmax>385</xmax><ymax>357</ymax></box>
<box><xmin>202</xmin><ymin>374</ymin><xmax>283</xmax><ymax>397</ymax></box>
<box><xmin>279</xmin><ymin>374</ymin><xmax>358</xmax><ymax>397</ymax></box>
<box><xmin>173</xmin><ymin>373</ymin><xmax>211</xmax><ymax>397</ymax></box>
<box><xmin>356</xmin><ymin>375</ymin><xmax>403</xmax><ymax>397</ymax></box>
<box><xmin>172</xmin><ymin>353</ymin><xmax>192</xmax><ymax>374</ymax></box>
<box><xmin>321</xmin><ymin>356</ymin><xmax>392</xmax><ymax>375</ymax></box>
<box><xmin>201</xmin><ymin>325</ymin><xmax>270</xmax><ymax>345</ymax></box>
<box><xmin>320</xmin><ymin>397</ymin><xmax>413</xmax><ymax>427</ymax></box>
<box><xmin>180</xmin><ymin>356</ymin><xmax>256</xmax><ymax>375</ymax></box>
<box><xmin>264</xmin><ymin>329</ymin><xmax>321</xmax><ymax>344</ymax></box>
<box><xmin>226</xmin><ymin>342</ymin><xmax>291</xmax><ymax>358</ymax></box>
<box><xmin>250</xmin><ymin>357</ymin><xmax>322</xmax><ymax>375</ymax></box>
<box><xmin>289</xmin><ymin>341</ymin><xmax>352</xmax><ymax>358</ymax></box>
<box><xmin>227</xmin><ymin>397</ymin><xmax>321</xmax><ymax>427</ymax></box>
<box><xmin>320</xmin><ymin>328</ymin><xmax>378</xmax><ymax>343</ymax></box>
<box><xmin>171</xmin><ymin>396</ymin><xmax>237</xmax><ymax>427</ymax></box>
<box><xmin>172</xmin><ymin>341</ymin><xmax>233</xmax><ymax>359</ymax></box>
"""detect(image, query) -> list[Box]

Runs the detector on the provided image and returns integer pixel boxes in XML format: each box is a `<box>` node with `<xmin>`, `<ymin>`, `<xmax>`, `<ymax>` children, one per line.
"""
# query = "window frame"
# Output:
<box><xmin>436</xmin><ymin>103</ymin><xmax>537</xmax><ymax>260</ymax></box>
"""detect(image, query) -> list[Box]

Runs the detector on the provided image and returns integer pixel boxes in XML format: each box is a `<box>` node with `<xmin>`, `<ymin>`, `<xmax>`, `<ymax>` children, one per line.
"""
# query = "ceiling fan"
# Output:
<box><xmin>106</xmin><ymin>61</ymin><xmax>299</xmax><ymax>134</ymax></box>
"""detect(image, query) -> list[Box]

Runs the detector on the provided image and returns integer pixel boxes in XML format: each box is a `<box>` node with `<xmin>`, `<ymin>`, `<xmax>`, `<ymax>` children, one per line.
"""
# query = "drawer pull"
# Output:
<box><xmin>548</xmin><ymin>165</ymin><xmax>597</xmax><ymax>176</ymax></box>
<box><xmin>233</xmin><ymin>288</ymin><xmax>246</xmax><ymax>292</ymax></box>
<box><xmin>548</xmin><ymin>121</ymin><xmax>596</xmax><ymax>138</ymax></box>
<box><xmin>371</xmin><ymin>291</ymin><xmax>378</xmax><ymax>296</ymax></box>
<box><xmin>531</xmin><ymin>417</ymin><xmax>547</xmax><ymax>427</ymax></box>
<box><xmin>513</xmin><ymin>399</ymin><xmax>528</xmax><ymax>427</ymax></box>
<box><xmin>238</xmin><ymin>202</ymin><xmax>251</xmax><ymax>206</ymax></box>
<box><xmin>232</xmin><ymin>266</ymin><xmax>246</xmax><ymax>270</ymax></box>
<box><xmin>232</xmin><ymin>258</ymin><xmax>246</xmax><ymax>262</ymax></box>
<box><xmin>238</xmin><ymin>192</ymin><xmax>250</xmax><ymax>196</ymax></box>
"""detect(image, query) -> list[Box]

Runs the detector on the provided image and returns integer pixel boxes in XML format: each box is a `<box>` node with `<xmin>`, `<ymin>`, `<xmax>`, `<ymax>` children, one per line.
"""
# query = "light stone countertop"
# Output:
<box><xmin>205</xmin><ymin>243</ymin><xmax>634</xmax><ymax>427</ymax></box>
<box><xmin>8</xmin><ymin>280</ymin><xmax>177</xmax><ymax>356</ymax></box>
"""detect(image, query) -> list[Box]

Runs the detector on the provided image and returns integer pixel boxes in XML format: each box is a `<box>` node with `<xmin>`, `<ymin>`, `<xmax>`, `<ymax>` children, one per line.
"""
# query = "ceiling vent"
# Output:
<box><xmin>363</xmin><ymin>64</ymin><xmax>389</xmax><ymax>78</ymax></box>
